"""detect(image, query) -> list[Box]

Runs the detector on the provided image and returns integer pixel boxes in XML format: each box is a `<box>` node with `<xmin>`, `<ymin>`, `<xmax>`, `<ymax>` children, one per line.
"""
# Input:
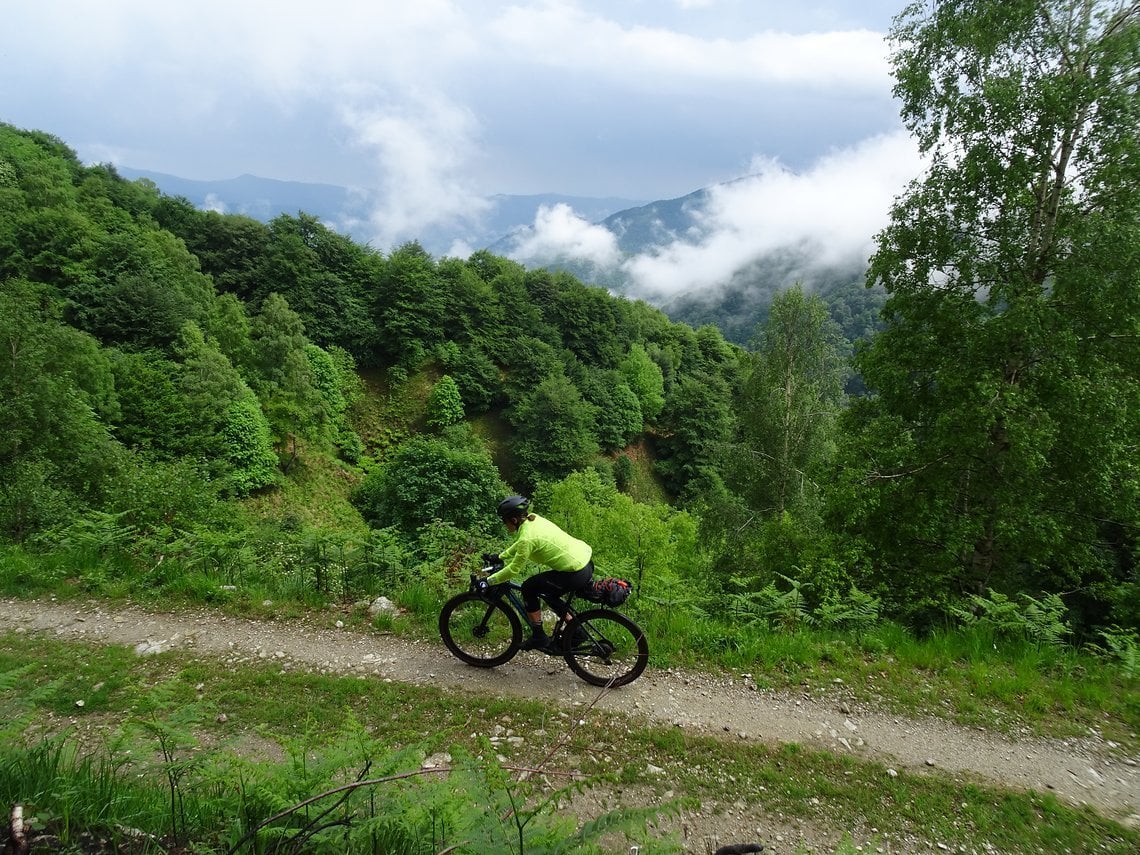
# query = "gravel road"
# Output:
<box><xmin>3</xmin><ymin>597</ymin><xmax>1138</xmax><ymax>851</ymax></box>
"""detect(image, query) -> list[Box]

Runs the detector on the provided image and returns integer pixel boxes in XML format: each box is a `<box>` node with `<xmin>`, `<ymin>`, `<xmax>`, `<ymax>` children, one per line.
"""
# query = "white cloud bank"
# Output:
<box><xmin>506</xmin><ymin>203</ymin><xmax>622</xmax><ymax>268</ymax></box>
<box><xmin>506</xmin><ymin>130</ymin><xmax>924</xmax><ymax>301</ymax></box>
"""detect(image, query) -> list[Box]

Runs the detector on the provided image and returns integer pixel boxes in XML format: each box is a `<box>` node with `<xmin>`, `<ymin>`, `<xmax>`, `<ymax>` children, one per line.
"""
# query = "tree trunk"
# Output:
<box><xmin>3</xmin><ymin>805</ymin><xmax>28</xmax><ymax>855</ymax></box>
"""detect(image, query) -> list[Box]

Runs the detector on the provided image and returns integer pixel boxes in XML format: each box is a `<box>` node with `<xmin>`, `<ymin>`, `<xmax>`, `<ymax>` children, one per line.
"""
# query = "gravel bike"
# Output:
<box><xmin>438</xmin><ymin>563</ymin><xmax>649</xmax><ymax>687</ymax></box>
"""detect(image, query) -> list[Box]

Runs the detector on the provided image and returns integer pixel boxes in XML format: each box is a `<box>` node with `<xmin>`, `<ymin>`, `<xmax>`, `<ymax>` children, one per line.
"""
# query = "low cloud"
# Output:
<box><xmin>623</xmin><ymin>131</ymin><xmax>922</xmax><ymax>300</ymax></box>
<box><xmin>503</xmin><ymin>130</ymin><xmax>923</xmax><ymax>303</ymax></box>
<box><xmin>203</xmin><ymin>193</ymin><xmax>228</xmax><ymax>214</ymax></box>
<box><xmin>341</xmin><ymin>95</ymin><xmax>492</xmax><ymax>250</ymax></box>
<box><xmin>506</xmin><ymin>203</ymin><xmax>621</xmax><ymax>268</ymax></box>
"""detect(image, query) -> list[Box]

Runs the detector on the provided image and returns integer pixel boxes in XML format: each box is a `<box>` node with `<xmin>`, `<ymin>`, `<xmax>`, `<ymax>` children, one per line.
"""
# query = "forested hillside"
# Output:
<box><xmin>1</xmin><ymin>2</ymin><xmax>1138</xmax><ymax>657</ymax></box>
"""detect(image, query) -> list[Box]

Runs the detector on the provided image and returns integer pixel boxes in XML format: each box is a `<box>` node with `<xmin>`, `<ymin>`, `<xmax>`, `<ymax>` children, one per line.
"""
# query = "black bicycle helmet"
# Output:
<box><xmin>497</xmin><ymin>495</ymin><xmax>530</xmax><ymax>520</ymax></box>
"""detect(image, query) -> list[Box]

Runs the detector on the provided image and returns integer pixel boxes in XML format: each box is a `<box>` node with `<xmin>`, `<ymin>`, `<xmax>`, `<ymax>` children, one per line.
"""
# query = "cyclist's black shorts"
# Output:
<box><xmin>521</xmin><ymin>560</ymin><xmax>594</xmax><ymax>613</ymax></box>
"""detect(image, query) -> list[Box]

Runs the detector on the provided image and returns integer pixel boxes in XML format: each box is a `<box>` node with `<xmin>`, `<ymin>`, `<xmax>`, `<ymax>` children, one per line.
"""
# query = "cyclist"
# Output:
<box><xmin>482</xmin><ymin>495</ymin><xmax>594</xmax><ymax>651</ymax></box>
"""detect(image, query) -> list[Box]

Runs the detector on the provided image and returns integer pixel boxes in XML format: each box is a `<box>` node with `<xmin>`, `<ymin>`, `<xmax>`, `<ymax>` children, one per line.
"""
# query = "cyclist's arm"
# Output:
<box><xmin>487</xmin><ymin>538</ymin><xmax>530</xmax><ymax>584</ymax></box>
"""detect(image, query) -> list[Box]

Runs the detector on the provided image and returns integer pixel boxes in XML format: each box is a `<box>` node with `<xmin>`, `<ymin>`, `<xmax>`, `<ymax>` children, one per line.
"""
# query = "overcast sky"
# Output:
<box><xmin>4</xmin><ymin>0</ymin><xmax>923</xmax><ymax>292</ymax></box>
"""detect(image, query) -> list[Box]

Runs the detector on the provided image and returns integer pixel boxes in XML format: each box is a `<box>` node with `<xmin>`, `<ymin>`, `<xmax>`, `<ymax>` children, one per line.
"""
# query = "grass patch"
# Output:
<box><xmin>1</xmin><ymin>631</ymin><xmax>1136</xmax><ymax>855</ymax></box>
<box><xmin>241</xmin><ymin>451</ymin><xmax>368</xmax><ymax>532</ymax></box>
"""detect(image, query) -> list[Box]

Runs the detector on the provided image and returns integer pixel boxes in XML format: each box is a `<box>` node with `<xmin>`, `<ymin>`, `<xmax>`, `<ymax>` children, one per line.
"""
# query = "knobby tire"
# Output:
<box><xmin>439</xmin><ymin>592</ymin><xmax>522</xmax><ymax>667</ymax></box>
<box><xmin>560</xmin><ymin>608</ymin><xmax>649</xmax><ymax>687</ymax></box>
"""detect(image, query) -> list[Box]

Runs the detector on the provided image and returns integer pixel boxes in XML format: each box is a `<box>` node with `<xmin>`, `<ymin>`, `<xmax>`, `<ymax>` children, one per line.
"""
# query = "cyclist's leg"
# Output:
<box><xmin>530</xmin><ymin>564</ymin><xmax>594</xmax><ymax>648</ymax></box>
<box><xmin>525</xmin><ymin>563</ymin><xmax>593</xmax><ymax>618</ymax></box>
<box><xmin>519</xmin><ymin>573</ymin><xmax>557</xmax><ymax>649</ymax></box>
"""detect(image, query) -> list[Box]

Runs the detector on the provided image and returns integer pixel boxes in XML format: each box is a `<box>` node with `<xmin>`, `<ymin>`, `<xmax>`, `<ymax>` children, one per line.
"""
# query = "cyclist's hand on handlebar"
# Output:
<box><xmin>474</xmin><ymin>577</ymin><xmax>491</xmax><ymax>593</ymax></box>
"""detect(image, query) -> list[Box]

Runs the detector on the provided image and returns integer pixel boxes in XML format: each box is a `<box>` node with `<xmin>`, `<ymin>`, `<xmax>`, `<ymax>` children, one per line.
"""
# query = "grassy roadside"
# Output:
<box><xmin>1</xmin><ymin>630</ymin><xmax>1137</xmax><ymax>854</ymax></box>
<box><xmin>3</xmin><ymin>549</ymin><xmax>1138</xmax><ymax>753</ymax></box>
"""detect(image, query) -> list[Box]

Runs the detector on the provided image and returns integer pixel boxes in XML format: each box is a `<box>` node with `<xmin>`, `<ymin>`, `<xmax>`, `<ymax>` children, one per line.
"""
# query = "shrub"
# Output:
<box><xmin>352</xmin><ymin>436</ymin><xmax>505</xmax><ymax>535</ymax></box>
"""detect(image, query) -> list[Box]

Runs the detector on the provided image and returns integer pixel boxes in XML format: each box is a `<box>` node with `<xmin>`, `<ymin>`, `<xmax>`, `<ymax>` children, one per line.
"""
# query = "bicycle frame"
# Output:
<box><xmin>442</xmin><ymin>568</ymin><xmax>650</xmax><ymax>687</ymax></box>
<box><xmin>476</xmin><ymin>572</ymin><xmax>580</xmax><ymax>630</ymax></box>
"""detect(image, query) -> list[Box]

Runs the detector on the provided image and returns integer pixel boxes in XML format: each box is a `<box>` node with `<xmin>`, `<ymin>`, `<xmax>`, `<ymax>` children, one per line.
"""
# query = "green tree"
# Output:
<box><xmin>373</xmin><ymin>242</ymin><xmax>447</xmax><ymax>368</ymax></box>
<box><xmin>655</xmin><ymin>373</ymin><xmax>734</xmax><ymax>497</ymax></box>
<box><xmin>839</xmin><ymin>0</ymin><xmax>1140</xmax><ymax>624</ymax></box>
<box><xmin>219</xmin><ymin>393</ymin><xmax>280</xmax><ymax>495</ymax></box>
<box><xmin>738</xmin><ymin>286</ymin><xmax>847</xmax><ymax>516</ymax></box>
<box><xmin>109</xmin><ymin>348</ymin><xmax>190</xmax><ymax>455</ymax></box>
<box><xmin>249</xmin><ymin>293</ymin><xmax>324</xmax><ymax>469</ymax></box>
<box><xmin>509</xmin><ymin>374</ymin><xmax>598</xmax><ymax>485</ymax></box>
<box><xmin>352</xmin><ymin>436</ymin><xmax>505</xmax><ymax>535</ymax></box>
<box><xmin>0</xmin><ymin>280</ymin><xmax>121</xmax><ymax>539</ymax></box>
<box><xmin>440</xmin><ymin>343</ymin><xmax>501</xmax><ymax>414</ymax></box>
<box><xmin>578</xmin><ymin>368</ymin><xmax>643</xmax><ymax>452</ymax></box>
<box><xmin>425</xmin><ymin>374</ymin><xmax>465</xmax><ymax>430</ymax></box>
<box><xmin>258</xmin><ymin>214</ymin><xmax>376</xmax><ymax>354</ymax></box>
<box><xmin>619</xmin><ymin>343</ymin><xmax>666</xmax><ymax>424</ymax></box>
<box><xmin>72</xmin><ymin>227</ymin><xmax>217</xmax><ymax>349</ymax></box>
<box><xmin>174</xmin><ymin>321</ymin><xmax>276</xmax><ymax>493</ymax></box>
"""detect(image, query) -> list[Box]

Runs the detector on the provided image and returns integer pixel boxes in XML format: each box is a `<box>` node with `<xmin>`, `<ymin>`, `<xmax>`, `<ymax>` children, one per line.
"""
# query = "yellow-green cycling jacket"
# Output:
<box><xmin>486</xmin><ymin>514</ymin><xmax>592</xmax><ymax>585</ymax></box>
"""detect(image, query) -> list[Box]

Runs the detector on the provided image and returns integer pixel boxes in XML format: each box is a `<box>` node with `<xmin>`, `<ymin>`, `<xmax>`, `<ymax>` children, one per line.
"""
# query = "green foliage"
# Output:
<box><xmin>654</xmin><ymin>373</ymin><xmax>734</xmax><ymax>496</ymax></box>
<box><xmin>304</xmin><ymin>341</ymin><xmax>346</xmax><ymax>417</ymax></box>
<box><xmin>839</xmin><ymin>0</ymin><xmax>1140</xmax><ymax>626</ymax></box>
<box><xmin>353</xmin><ymin>436</ymin><xmax>506</xmax><ymax>535</ymax></box>
<box><xmin>425</xmin><ymin>374</ymin><xmax>465</xmax><ymax>429</ymax></box>
<box><xmin>0</xmin><ymin>710</ymin><xmax>678</xmax><ymax>855</ymax></box>
<box><xmin>619</xmin><ymin>342</ymin><xmax>666</xmax><ymax>423</ymax></box>
<box><xmin>535</xmin><ymin>468</ymin><xmax>704</xmax><ymax>600</ymax></box>
<box><xmin>950</xmin><ymin>590</ymin><xmax>1072</xmax><ymax>648</ymax></box>
<box><xmin>375</xmin><ymin>242</ymin><xmax>447</xmax><ymax>367</ymax></box>
<box><xmin>815</xmin><ymin>585</ymin><xmax>882</xmax><ymax>637</ymax></box>
<box><xmin>735</xmin><ymin>285</ymin><xmax>846</xmax><ymax>516</ymax></box>
<box><xmin>613</xmin><ymin>453</ymin><xmax>634</xmax><ymax>490</ymax></box>
<box><xmin>509</xmin><ymin>374</ymin><xmax>598</xmax><ymax>485</ymax></box>
<box><xmin>729</xmin><ymin>573</ymin><xmax>815</xmax><ymax>633</ymax></box>
<box><xmin>583</xmin><ymin>370</ymin><xmax>643</xmax><ymax>452</ymax></box>
<box><xmin>1089</xmin><ymin>627</ymin><xmax>1139</xmax><ymax>680</ymax></box>
<box><xmin>219</xmin><ymin>393</ymin><xmax>280</xmax><ymax>495</ymax></box>
<box><xmin>107</xmin><ymin>347</ymin><xmax>188</xmax><ymax>454</ymax></box>
<box><xmin>443</xmin><ymin>343</ymin><xmax>502</xmax><ymax>413</ymax></box>
<box><xmin>0</xmin><ymin>279</ymin><xmax>122</xmax><ymax>540</ymax></box>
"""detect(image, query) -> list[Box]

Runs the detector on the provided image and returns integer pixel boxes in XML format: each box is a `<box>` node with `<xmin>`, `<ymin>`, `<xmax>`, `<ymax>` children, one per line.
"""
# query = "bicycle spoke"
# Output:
<box><xmin>561</xmin><ymin>609</ymin><xmax>648</xmax><ymax>687</ymax></box>
<box><xmin>439</xmin><ymin>593</ymin><xmax>522</xmax><ymax>667</ymax></box>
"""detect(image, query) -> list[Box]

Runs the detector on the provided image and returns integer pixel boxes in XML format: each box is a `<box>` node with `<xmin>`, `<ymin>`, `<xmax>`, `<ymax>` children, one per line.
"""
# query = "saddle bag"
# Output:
<box><xmin>585</xmin><ymin>576</ymin><xmax>632</xmax><ymax>606</ymax></box>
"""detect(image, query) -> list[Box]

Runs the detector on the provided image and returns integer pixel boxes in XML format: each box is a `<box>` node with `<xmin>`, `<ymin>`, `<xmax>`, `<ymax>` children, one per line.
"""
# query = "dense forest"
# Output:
<box><xmin>1</xmin><ymin>0</ymin><xmax>1137</xmax><ymax>655</ymax></box>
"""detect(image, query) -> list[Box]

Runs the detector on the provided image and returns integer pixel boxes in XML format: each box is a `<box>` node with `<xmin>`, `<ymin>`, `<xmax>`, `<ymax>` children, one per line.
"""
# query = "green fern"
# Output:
<box><xmin>815</xmin><ymin>584</ymin><xmax>881</xmax><ymax>636</ymax></box>
<box><xmin>1093</xmin><ymin>627</ymin><xmax>1139</xmax><ymax>679</ymax></box>
<box><xmin>951</xmin><ymin>589</ymin><xmax>1070</xmax><ymax>647</ymax></box>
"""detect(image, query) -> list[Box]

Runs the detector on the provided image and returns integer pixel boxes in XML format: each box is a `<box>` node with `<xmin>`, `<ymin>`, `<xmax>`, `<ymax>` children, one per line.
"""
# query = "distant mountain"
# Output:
<box><xmin>602</xmin><ymin>187</ymin><xmax>712</xmax><ymax>252</ymax></box>
<box><xmin>117</xmin><ymin>167</ymin><xmax>642</xmax><ymax>256</ymax></box>
<box><xmin>121</xmin><ymin>166</ymin><xmax>882</xmax><ymax>346</ymax></box>
<box><xmin>494</xmin><ymin>182</ymin><xmax>883</xmax><ymax>347</ymax></box>
<box><xmin>119</xmin><ymin>168</ymin><xmax>359</xmax><ymax>222</ymax></box>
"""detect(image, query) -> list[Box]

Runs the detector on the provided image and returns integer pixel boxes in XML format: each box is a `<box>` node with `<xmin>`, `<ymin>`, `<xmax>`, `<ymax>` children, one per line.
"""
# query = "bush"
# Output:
<box><xmin>352</xmin><ymin>436</ymin><xmax>505</xmax><ymax>535</ymax></box>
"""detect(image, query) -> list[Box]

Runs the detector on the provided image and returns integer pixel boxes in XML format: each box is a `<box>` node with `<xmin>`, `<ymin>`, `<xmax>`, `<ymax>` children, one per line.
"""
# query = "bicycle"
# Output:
<box><xmin>438</xmin><ymin>563</ymin><xmax>649</xmax><ymax>687</ymax></box>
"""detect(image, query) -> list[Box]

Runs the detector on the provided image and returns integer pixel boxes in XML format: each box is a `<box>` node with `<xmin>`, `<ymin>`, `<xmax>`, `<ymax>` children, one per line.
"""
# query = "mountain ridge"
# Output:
<box><xmin>119</xmin><ymin>165</ymin><xmax>883</xmax><ymax>347</ymax></box>
<box><xmin>118</xmin><ymin>166</ymin><xmax>644</xmax><ymax>256</ymax></box>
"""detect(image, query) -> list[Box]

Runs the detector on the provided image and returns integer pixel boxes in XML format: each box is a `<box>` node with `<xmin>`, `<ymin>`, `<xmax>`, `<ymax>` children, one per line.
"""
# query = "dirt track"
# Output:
<box><xmin>3</xmin><ymin>597</ymin><xmax>1138</xmax><ymax>840</ymax></box>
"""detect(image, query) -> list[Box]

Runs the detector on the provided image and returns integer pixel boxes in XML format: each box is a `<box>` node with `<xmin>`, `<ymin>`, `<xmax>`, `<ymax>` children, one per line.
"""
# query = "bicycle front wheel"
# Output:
<box><xmin>561</xmin><ymin>609</ymin><xmax>649</xmax><ymax>687</ymax></box>
<box><xmin>439</xmin><ymin>592</ymin><xmax>522</xmax><ymax>667</ymax></box>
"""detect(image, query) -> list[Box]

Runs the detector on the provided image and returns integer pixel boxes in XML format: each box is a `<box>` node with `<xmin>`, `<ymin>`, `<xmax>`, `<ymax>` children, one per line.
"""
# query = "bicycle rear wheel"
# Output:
<box><xmin>439</xmin><ymin>592</ymin><xmax>522</xmax><ymax>667</ymax></box>
<box><xmin>560</xmin><ymin>609</ymin><xmax>648</xmax><ymax>687</ymax></box>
